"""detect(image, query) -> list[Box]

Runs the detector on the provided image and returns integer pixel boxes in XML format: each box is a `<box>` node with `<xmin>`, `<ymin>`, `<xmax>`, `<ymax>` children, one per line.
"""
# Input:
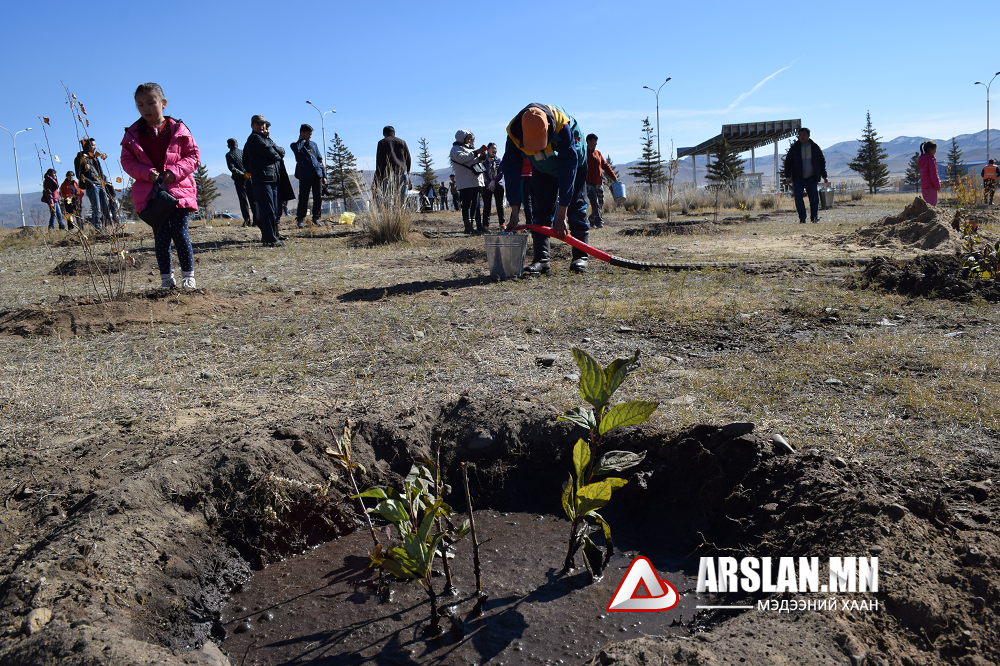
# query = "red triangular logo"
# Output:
<box><xmin>606</xmin><ymin>556</ymin><xmax>679</xmax><ymax>612</ymax></box>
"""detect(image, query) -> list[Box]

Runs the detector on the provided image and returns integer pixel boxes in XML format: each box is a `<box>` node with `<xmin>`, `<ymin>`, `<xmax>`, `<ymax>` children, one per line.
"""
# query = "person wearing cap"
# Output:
<box><xmin>501</xmin><ymin>104</ymin><xmax>590</xmax><ymax>273</ymax></box>
<box><xmin>783</xmin><ymin>127</ymin><xmax>828</xmax><ymax>224</ymax></box>
<box><xmin>451</xmin><ymin>130</ymin><xmax>487</xmax><ymax>233</ymax></box>
<box><xmin>373</xmin><ymin>126</ymin><xmax>411</xmax><ymax>205</ymax></box>
<box><xmin>982</xmin><ymin>159</ymin><xmax>999</xmax><ymax>206</ymax></box>
<box><xmin>291</xmin><ymin>124</ymin><xmax>326</xmax><ymax>228</ymax></box>
<box><xmin>242</xmin><ymin>114</ymin><xmax>285</xmax><ymax>246</ymax></box>
<box><xmin>585</xmin><ymin>134</ymin><xmax>617</xmax><ymax>229</ymax></box>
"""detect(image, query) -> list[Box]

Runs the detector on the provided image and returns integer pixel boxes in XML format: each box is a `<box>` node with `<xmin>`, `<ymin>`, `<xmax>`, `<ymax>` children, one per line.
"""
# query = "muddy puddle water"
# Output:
<box><xmin>221</xmin><ymin>511</ymin><xmax>707</xmax><ymax>665</ymax></box>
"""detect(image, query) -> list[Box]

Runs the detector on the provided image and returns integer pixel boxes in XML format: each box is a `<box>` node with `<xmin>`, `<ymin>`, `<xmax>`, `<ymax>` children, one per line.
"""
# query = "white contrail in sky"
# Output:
<box><xmin>726</xmin><ymin>64</ymin><xmax>792</xmax><ymax>112</ymax></box>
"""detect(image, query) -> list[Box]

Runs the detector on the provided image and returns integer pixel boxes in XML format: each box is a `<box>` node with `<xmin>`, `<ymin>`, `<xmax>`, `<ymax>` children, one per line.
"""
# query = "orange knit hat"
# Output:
<box><xmin>522</xmin><ymin>108</ymin><xmax>549</xmax><ymax>151</ymax></box>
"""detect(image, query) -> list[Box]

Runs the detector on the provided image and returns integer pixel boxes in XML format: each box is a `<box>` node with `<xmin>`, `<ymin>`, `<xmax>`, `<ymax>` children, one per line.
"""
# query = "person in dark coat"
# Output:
<box><xmin>265</xmin><ymin>121</ymin><xmax>295</xmax><ymax>222</ymax></box>
<box><xmin>243</xmin><ymin>115</ymin><xmax>285</xmax><ymax>246</ymax></box>
<box><xmin>226</xmin><ymin>138</ymin><xmax>255</xmax><ymax>226</ymax></box>
<box><xmin>291</xmin><ymin>123</ymin><xmax>326</xmax><ymax>228</ymax></box>
<box><xmin>374</xmin><ymin>126</ymin><xmax>411</xmax><ymax>204</ymax></box>
<box><xmin>782</xmin><ymin>127</ymin><xmax>828</xmax><ymax>224</ymax></box>
<box><xmin>74</xmin><ymin>138</ymin><xmax>110</xmax><ymax>231</ymax></box>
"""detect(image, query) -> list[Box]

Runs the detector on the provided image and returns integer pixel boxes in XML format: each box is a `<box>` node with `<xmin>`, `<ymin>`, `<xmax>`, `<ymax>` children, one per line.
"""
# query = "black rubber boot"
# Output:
<box><xmin>525</xmin><ymin>231</ymin><xmax>551</xmax><ymax>274</ymax></box>
<box><xmin>569</xmin><ymin>229</ymin><xmax>589</xmax><ymax>273</ymax></box>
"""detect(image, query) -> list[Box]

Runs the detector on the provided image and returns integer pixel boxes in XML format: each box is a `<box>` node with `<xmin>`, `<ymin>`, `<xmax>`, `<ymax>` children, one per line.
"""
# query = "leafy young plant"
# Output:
<box><xmin>557</xmin><ymin>348</ymin><xmax>658</xmax><ymax>579</ymax></box>
<box><xmin>354</xmin><ymin>463</ymin><xmax>469</xmax><ymax>635</ymax></box>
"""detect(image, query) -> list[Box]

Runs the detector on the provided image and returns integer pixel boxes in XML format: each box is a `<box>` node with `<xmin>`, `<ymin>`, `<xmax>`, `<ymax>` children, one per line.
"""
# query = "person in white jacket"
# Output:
<box><xmin>450</xmin><ymin>130</ymin><xmax>487</xmax><ymax>234</ymax></box>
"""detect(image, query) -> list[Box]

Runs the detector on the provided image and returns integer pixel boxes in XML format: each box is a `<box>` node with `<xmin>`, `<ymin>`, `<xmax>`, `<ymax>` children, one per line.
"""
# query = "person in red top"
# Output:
<box><xmin>59</xmin><ymin>171</ymin><xmax>83</xmax><ymax>230</ymax></box>
<box><xmin>585</xmin><ymin>134</ymin><xmax>617</xmax><ymax>228</ymax></box>
<box><xmin>982</xmin><ymin>159</ymin><xmax>999</xmax><ymax>206</ymax></box>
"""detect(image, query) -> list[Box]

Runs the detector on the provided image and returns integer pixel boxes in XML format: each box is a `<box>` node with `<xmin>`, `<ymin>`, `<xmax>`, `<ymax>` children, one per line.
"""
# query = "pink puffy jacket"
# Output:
<box><xmin>918</xmin><ymin>153</ymin><xmax>941</xmax><ymax>191</ymax></box>
<box><xmin>120</xmin><ymin>118</ymin><xmax>200</xmax><ymax>213</ymax></box>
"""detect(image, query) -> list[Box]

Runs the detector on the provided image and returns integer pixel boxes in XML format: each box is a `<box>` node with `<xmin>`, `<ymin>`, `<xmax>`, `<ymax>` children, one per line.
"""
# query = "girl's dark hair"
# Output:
<box><xmin>922</xmin><ymin>141</ymin><xmax>936</xmax><ymax>154</ymax></box>
<box><xmin>487</xmin><ymin>142</ymin><xmax>497</xmax><ymax>149</ymax></box>
<box><xmin>45</xmin><ymin>168</ymin><xmax>56</xmax><ymax>176</ymax></box>
<box><xmin>134</xmin><ymin>82</ymin><xmax>164</xmax><ymax>99</ymax></box>
<box><xmin>65</xmin><ymin>171</ymin><xmax>75</xmax><ymax>178</ymax></box>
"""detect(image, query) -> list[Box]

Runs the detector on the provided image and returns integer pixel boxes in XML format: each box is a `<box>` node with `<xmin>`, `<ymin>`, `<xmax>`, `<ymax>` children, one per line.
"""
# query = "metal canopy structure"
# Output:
<box><xmin>676</xmin><ymin>119</ymin><xmax>801</xmax><ymax>187</ymax></box>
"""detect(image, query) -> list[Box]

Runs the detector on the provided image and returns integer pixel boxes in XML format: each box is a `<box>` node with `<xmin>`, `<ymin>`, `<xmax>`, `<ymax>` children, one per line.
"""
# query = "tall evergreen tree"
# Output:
<box><xmin>704</xmin><ymin>139</ymin><xmax>746</xmax><ymax>187</ymax></box>
<box><xmin>326</xmin><ymin>133</ymin><xmax>362</xmax><ymax>209</ymax></box>
<box><xmin>194</xmin><ymin>164</ymin><xmax>220</xmax><ymax>218</ymax></box>
<box><xmin>627</xmin><ymin>117</ymin><xmax>665</xmax><ymax>191</ymax></box>
<box><xmin>417</xmin><ymin>138</ymin><xmax>436</xmax><ymax>192</ymax></box>
<box><xmin>904</xmin><ymin>152</ymin><xmax>921</xmax><ymax>190</ymax></box>
<box><xmin>946</xmin><ymin>137</ymin><xmax>966</xmax><ymax>184</ymax></box>
<box><xmin>847</xmin><ymin>111</ymin><xmax>890</xmax><ymax>194</ymax></box>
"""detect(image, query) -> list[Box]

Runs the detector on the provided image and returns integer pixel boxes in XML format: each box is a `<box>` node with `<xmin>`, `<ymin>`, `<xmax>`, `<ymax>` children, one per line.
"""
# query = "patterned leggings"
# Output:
<box><xmin>153</xmin><ymin>209</ymin><xmax>194</xmax><ymax>275</ymax></box>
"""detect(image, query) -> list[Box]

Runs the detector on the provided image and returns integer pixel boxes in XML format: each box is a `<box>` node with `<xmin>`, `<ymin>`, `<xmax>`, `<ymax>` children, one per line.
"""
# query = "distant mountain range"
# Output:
<box><xmin>5</xmin><ymin>131</ymin><xmax>999</xmax><ymax>226</ymax></box>
<box><xmin>618</xmin><ymin>129</ymin><xmax>1000</xmax><ymax>187</ymax></box>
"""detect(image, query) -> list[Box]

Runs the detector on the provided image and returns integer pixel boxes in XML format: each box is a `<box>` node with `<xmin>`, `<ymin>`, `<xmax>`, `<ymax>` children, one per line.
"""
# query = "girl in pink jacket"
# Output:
<box><xmin>917</xmin><ymin>141</ymin><xmax>941</xmax><ymax>206</ymax></box>
<box><xmin>120</xmin><ymin>82</ymin><xmax>201</xmax><ymax>289</ymax></box>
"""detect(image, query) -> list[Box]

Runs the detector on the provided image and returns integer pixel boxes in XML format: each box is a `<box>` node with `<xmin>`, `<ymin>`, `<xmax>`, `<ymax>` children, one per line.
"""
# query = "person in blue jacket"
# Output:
<box><xmin>502</xmin><ymin>104</ymin><xmax>589</xmax><ymax>273</ymax></box>
<box><xmin>291</xmin><ymin>123</ymin><xmax>326</xmax><ymax>228</ymax></box>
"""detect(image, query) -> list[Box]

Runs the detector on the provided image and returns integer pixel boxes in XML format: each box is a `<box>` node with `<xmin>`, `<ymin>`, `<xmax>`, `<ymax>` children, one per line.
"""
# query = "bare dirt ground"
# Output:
<box><xmin>0</xmin><ymin>196</ymin><xmax>998</xmax><ymax>666</ymax></box>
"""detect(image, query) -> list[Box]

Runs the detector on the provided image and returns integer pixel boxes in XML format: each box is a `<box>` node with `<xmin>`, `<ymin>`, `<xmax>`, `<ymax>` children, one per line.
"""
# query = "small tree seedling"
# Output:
<box><xmin>354</xmin><ymin>463</ymin><xmax>469</xmax><ymax>635</ymax></box>
<box><xmin>558</xmin><ymin>348</ymin><xmax>658</xmax><ymax>580</ymax></box>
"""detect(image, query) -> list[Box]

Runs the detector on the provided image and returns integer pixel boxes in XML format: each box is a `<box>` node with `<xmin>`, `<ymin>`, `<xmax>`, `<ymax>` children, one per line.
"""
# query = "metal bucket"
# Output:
<box><xmin>611</xmin><ymin>182</ymin><xmax>627</xmax><ymax>203</ymax></box>
<box><xmin>819</xmin><ymin>187</ymin><xmax>835</xmax><ymax>210</ymax></box>
<box><xmin>485</xmin><ymin>234</ymin><xmax>529</xmax><ymax>279</ymax></box>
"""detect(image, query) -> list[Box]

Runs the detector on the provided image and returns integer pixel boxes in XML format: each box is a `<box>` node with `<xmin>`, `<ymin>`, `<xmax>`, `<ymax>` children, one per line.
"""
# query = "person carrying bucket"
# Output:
<box><xmin>585</xmin><ymin>134</ymin><xmax>618</xmax><ymax>229</ymax></box>
<box><xmin>501</xmin><ymin>103</ymin><xmax>589</xmax><ymax>274</ymax></box>
<box><xmin>983</xmin><ymin>159</ymin><xmax>999</xmax><ymax>206</ymax></box>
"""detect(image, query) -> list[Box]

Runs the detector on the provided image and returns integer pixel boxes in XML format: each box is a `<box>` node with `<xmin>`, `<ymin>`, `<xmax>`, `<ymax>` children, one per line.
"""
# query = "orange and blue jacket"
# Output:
<box><xmin>500</xmin><ymin>104</ymin><xmax>586</xmax><ymax>208</ymax></box>
<box><xmin>982</xmin><ymin>164</ymin><xmax>999</xmax><ymax>181</ymax></box>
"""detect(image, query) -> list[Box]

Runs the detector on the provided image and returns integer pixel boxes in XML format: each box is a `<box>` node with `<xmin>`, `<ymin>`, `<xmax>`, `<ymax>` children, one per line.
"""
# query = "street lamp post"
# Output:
<box><xmin>0</xmin><ymin>125</ymin><xmax>32</xmax><ymax>227</ymax></box>
<box><xmin>975</xmin><ymin>71</ymin><xmax>1000</xmax><ymax>162</ymax></box>
<box><xmin>642</xmin><ymin>78</ymin><xmax>672</xmax><ymax>168</ymax></box>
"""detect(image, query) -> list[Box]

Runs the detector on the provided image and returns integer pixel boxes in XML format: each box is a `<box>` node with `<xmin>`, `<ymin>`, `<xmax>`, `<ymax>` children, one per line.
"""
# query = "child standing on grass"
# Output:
<box><xmin>120</xmin><ymin>82</ymin><xmax>200</xmax><ymax>289</ymax></box>
<box><xmin>918</xmin><ymin>141</ymin><xmax>941</xmax><ymax>206</ymax></box>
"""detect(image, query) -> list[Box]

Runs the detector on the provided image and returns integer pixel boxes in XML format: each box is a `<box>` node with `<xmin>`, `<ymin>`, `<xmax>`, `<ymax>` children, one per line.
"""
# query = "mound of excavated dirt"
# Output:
<box><xmin>618</xmin><ymin>220</ymin><xmax>719</xmax><ymax>237</ymax></box>
<box><xmin>0</xmin><ymin>289</ymin><xmax>244</xmax><ymax>337</ymax></box>
<box><xmin>855</xmin><ymin>254</ymin><xmax>1000</xmax><ymax>302</ymax></box>
<box><xmin>836</xmin><ymin>198</ymin><xmax>961</xmax><ymax>251</ymax></box>
<box><xmin>443</xmin><ymin>248</ymin><xmax>486</xmax><ymax>264</ymax></box>
<box><xmin>51</xmin><ymin>255</ymin><xmax>151</xmax><ymax>276</ymax></box>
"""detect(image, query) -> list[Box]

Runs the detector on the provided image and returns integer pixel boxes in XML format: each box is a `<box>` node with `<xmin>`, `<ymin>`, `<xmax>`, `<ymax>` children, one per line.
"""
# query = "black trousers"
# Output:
<box><xmin>460</xmin><ymin>187</ymin><xmax>482</xmax><ymax>230</ymax></box>
<box><xmin>254</xmin><ymin>182</ymin><xmax>279</xmax><ymax>243</ymax></box>
<box><xmin>296</xmin><ymin>178</ymin><xmax>322</xmax><ymax>221</ymax></box>
<box><xmin>529</xmin><ymin>165</ymin><xmax>589</xmax><ymax>232</ymax></box>
<box><xmin>483</xmin><ymin>183</ymin><xmax>505</xmax><ymax>226</ymax></box>
<box><xmin>233</xmin><ymin>178</ymin><xmax>251</xmax><ymax>223</ymax></box>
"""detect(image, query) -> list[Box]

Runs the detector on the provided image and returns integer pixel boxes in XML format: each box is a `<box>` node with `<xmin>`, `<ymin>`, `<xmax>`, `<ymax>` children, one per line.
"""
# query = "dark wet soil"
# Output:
<box><xmin>221</xmin><ymin>511</ymin><xmax>700</xmax><ymax>665</ymax></box>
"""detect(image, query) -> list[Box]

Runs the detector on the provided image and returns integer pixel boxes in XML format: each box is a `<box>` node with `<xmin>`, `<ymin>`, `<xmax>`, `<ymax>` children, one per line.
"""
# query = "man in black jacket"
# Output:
<box><xmin>373</xmin><ymin>126</ymin><xmax>411</xmax><ymax>204</ymax></box>
<box><xmin>74</xmin><ymin>138</ymin><xmax>109</xmax><ymax>231</ymax></box>
<box><xmin>783</xmin><ymin>127</ymin><xmax>828</xmax><ymax>223</ymax></box>
<box><xmin>226</xmin><ymin>138</ymin><xmax>256</xmax><ymax>226</ymax></box>
<box><xmin>243</xmin><ymin>115</ymin><xmax>284</xmax><ymax>246</ymax></box>
<box><xmin>291</xmin><ymin>124</ymin><xmax>326</xmax><ymax>228</ymax></box>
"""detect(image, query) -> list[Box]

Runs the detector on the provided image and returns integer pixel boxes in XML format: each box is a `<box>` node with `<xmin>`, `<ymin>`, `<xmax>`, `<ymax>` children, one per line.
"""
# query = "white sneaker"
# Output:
<box><xmin>161</xmin><ymin>277</ymin><xmax>176</xmax><ymax>288</ymax></box>
<box><xmin>181</xmin><ymin>277</ymin><xmax>196</xmax><ymax>289</ymax></box>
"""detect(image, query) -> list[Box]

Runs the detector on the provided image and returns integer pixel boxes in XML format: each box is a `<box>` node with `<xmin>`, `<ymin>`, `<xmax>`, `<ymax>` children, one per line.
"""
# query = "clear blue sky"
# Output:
<box><xmin>0</xmin><ymin>0</ymin><xmax>993</xmax><ymax>193</ymax></box>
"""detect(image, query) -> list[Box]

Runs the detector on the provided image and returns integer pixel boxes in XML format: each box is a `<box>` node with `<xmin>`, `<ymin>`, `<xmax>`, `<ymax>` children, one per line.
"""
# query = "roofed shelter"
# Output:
<box><xmin>677</xmin><ymin>119</ymin><xmax>801</xmax><ymax>187</ymax></box>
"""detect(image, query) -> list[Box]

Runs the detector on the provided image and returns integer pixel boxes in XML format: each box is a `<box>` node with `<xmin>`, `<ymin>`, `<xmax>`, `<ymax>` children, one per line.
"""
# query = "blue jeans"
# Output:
<box><xmin>85</xmin><ymin>185</ymin><xmax>109</xmax><ymax>229</ymax></box>
<box><xmin>48</xmin><ymin>201</ymin><xmax>64</xmax><ymax>229</ymax></box>
<box><xmin>792</xmin><ymin>177</ymin><xmax>820</xmax><ymax>221</ymax></box>
<box><xmin>153</xmin><ymin>209</ymin><xmax>194</xmax><ymax>275</ymax></box>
